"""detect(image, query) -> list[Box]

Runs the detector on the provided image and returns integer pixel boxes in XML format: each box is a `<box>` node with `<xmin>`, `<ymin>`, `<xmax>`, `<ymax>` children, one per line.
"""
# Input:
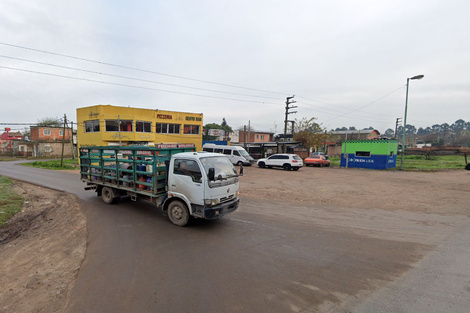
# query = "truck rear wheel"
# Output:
<box><xmin>168</xmin><ymin>200</ymin><xmax>190</xmax><ymax>227</ymax></box>
<box><xmin>102</xmin><ymin>186</ymin><xmax>117</xmax><ymax>204</ymax></box>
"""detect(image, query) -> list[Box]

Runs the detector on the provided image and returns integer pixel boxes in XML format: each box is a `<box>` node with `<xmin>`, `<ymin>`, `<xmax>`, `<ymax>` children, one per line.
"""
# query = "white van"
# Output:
<box><xmin>202</xmin><ymin>144</ymin><xmax>255</xmax><ymax>166</ymax></box>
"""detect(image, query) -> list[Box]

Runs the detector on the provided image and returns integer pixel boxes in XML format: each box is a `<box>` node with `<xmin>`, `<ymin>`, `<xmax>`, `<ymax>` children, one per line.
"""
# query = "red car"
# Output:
<box><xmin>304</xmin><ymin>155</ymin><xmax>331</xmax><ymax>167</ymax></box>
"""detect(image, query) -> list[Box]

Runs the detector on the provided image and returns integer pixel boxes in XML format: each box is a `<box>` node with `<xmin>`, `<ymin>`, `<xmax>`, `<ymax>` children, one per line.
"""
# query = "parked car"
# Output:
<box><xmin>311</xmin><ymin>152</ymin><xmax>329</xmax><ymax>159</ymax></box>
<box><xmin>257</xmin><ymin>154</ymin><xmax>303</xmax><ymax>171</ymax></box>
<box><xmin>304</xmin><ymin>155</ymin><xmax>331</xmax><ymax>167</ymax></box>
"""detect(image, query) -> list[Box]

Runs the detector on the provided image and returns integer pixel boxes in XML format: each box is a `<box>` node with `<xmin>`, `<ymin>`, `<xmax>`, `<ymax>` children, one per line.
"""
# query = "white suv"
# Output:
<box><xmin>257</xmin><ymin>154</ymin><xmax>303</xmax><ymax>171</ymax></box>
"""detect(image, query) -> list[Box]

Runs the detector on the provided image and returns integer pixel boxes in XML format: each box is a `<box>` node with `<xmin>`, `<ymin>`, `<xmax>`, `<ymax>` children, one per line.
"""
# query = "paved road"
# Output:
<box><xmin>1</xmin><ymin>161</ymin><xmax>469</xmax><ymax>312</ymax></box>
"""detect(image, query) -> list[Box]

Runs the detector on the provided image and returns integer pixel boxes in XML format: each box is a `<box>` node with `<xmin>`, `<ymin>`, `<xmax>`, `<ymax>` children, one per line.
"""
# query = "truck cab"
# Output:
<box><xmin>166</xmin><ymin>152</ymin><xmax>240</xmax><ymax>225</ymax></box>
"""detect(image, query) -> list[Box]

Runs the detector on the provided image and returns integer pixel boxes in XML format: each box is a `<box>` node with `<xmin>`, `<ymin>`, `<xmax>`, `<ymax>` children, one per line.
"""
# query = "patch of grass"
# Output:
<box><xmin>21</xmin><ymin>158</ymin><xmax>78</xmax><ymax>170</ymax></box>
<box><xmin>403</xmin><ymin>155</ymin><xmax>464</xmax><ymax>170</ymax></box>
<box><xmin>0</xmin><ymin>176</ymin><xmax>24</xmax><ymax>227</ymax></box>
<box><xmin>328</xmin><ymin>155</ymin><xmax>466</xmax><ymax>170</ymax></box>
<box><xmin>0</xmin><ymin>157</ymin><xmax>16</xmax><ymax>162</ymax></box>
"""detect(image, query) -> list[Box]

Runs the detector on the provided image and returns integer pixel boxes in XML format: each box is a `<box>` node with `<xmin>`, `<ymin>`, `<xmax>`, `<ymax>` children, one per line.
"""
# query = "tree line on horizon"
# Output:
<box><xmin>332</xmin><ymin>119</ymin><xmax>470</xmax><ymax>146</ymax></box>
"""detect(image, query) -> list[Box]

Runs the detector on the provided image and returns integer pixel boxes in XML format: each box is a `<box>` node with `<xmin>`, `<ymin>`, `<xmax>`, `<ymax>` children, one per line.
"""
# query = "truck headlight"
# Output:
<box><xmin>204</xmin><ymin>199</ymin><xmax>219</xmax><ymax>207</ymax></box>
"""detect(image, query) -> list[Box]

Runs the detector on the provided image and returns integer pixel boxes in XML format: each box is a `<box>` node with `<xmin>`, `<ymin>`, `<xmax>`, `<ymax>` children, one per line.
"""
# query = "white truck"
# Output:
<box><xmin>79</xmin><ymin>144</ymin><xmax>240</xmax><ymax>226</ymax></box>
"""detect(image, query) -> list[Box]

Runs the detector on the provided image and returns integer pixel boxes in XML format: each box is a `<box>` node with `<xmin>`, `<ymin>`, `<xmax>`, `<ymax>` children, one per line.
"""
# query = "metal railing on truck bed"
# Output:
<box><xmin>79</xmin><ymin>145</ymin><xmax>195</xmax><ymax>197</ymax></box>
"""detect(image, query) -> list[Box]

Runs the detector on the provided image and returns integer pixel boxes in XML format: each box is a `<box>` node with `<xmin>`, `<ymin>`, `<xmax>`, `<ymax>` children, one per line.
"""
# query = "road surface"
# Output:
<box><xmin>1</xmin><ymin>161</ymin><xmax>469</xmax><ymax>312</ymax></box>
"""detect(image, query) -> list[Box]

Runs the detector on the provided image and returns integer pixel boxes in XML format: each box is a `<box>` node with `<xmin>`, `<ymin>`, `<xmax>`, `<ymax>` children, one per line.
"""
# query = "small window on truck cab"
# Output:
<box><xmin>174</xmin><ymin>159</ymin><xmax>202</xmax><ymax>182</ymax></box>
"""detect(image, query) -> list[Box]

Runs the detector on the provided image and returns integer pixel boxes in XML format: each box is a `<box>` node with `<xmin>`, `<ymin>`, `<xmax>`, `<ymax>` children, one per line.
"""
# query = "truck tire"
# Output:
<box><xmin>102</xmin><ymin>186</ymin><xmax>117</xmax><ymax>204</ymax></box>
<box><xmin>168</xmin><ymin>200</ymin><xmax>190</xmax><ymax>227</ymax></box>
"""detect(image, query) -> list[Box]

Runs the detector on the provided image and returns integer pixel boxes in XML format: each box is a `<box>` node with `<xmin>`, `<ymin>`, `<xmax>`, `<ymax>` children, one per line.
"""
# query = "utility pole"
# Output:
<box><xmin>60</xmin><ymin>114</ymin><xmax>67</xmax><ymax>167</ymax></box>
<box><xmin>283</xmin><ymin>96</ymin><xmax>297</xmax><ymax>152</ymax></box>
<box><xmin>243</xmin><ymin>125</ymin><xmax>247</xmax><ymax>150</ymax></box>
<box><xmin>68</xmin><ymin>121</ymin><xmax>76</xmax><ymax>165</ymax></box>
<box><xmin>395</xmin><ymin>117</ymin><xmax>402</xmax><ymax>139</ymax></box>
<box><xmin>247</xmin><ymin>120</ymin><xmax>251</xmax><ymax>153</ymax></box>
<box><xmin>118</xmin><ymin>115</ymin><xmax>122</xmax><ymax>146</ymax></box>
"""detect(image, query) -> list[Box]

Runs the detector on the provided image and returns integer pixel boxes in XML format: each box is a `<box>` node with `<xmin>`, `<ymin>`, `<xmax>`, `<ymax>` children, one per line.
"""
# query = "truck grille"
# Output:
<box><xmin>220</xmin><ymin>194</ymin><xmax>234</xmax><ymax>203</ymax></box>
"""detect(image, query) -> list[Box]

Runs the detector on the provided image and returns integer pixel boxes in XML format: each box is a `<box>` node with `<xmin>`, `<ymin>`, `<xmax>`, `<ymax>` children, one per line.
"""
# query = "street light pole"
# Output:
<box><xmin>400</xmin><ymin>74</ymin><xmax>424</xmax><ymax>170</ymax></box>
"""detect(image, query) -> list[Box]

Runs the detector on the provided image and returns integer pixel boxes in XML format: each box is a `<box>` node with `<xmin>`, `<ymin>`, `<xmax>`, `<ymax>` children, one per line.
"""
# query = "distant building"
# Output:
<box><xmin>29</xmin><ymin>125</ymin><xmax>73</xmax><ymax>157</ymax></box>
<box><xmin>0</xmin><ymin>128</ymin><xmax>24</xmax><ymax>155</ymax></box>
<box><xmin>238</xmin><ymin>130</ymin><xmax>274</xmax><ymax>143</ymax></box>
<box><xmin>328</xmin><ymin>129</ymin><xmax>381</xmax><ymax>156</ymax></box>
<box><xmin>341</xmin><ymin>139</ymin><xmax>398</xmax><ymax>170</ymax></box>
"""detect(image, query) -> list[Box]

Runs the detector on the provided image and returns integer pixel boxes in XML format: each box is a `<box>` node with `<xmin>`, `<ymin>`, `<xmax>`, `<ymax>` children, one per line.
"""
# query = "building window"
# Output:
<box><xmin>59</xmin><ymin>130</ymin><xmax>64</xmax><ymax>136</ymax></box>
<box><xmin>43</xmin><ymin>129</ymin><xmax>51</xmax><ymax>136</ymax></box>
<box><xmin>156</xmin><ymin>123</ymin><xmax>180</xmax><ymax>134</ymax></box>
<box><xmin>136</xmin><ymin>121</ymin><xmax>152</xmax><ymax>133</ymax></box>
<box><xmin>183</xmin><ymin>125</ymin><xmax>200</xmax><ymax>135</ymax></box>
<box><xmin>261</xmin><ymin>135</ymin><xmax>265</xmax><ymax>140</ymax></box>
<box><xmin>105</xmin><ymin>120</ymin><xmax>133</xmax><ymax>132</ymax></box>
<box><xmin>256</xmin><ymin>135</ymin><xmax>259</xmax><ymax>139</ymax></box>
<box><xmin>85</xmin><ymin>120</ymin><xmax>100</xmax><ymax>132</ymax></box>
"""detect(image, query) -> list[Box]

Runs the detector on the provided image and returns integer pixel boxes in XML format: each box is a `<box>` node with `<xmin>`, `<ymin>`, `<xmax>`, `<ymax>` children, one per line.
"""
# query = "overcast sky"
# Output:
<box><xmin>1</xmin><ymin>0</ymin><xmax>469</xmax><ymax>134</ymax></box>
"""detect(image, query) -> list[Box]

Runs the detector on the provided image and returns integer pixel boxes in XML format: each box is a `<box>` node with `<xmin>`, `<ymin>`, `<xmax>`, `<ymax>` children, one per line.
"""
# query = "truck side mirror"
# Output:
<box><xmin>208</xmin><ymin>168</ymin><xmax>215</xmax><ymax>181</ymax></box>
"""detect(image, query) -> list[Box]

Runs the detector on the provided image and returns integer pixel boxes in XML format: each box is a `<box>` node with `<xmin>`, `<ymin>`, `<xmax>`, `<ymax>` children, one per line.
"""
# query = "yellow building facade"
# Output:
<box><xmin>76</xmin><ymin>105</ymin><xmax>203</xmax><ymax>150</ymax></box>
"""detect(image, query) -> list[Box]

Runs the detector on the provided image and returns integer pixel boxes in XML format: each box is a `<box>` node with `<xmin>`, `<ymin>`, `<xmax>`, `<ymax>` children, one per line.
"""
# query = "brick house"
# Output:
<box><xmin>0</xmin><ymin>128</ymin><xmax>24</xmax><ymax>155</ymax></box>
<box><xmin>29</xmin><ymin>126</ymin><xmax>73</xmax><ymax>157</ymax></box>
<box><xmin>238</xmin><ymin>131</ymin><xmax>274</xmax><ymax>143</ymax></box>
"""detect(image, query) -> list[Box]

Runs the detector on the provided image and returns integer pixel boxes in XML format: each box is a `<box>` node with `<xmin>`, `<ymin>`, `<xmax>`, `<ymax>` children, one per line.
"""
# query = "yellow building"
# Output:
<box><xmin>76</xmin><ymin>105</ymin><xmax>203</xmax><ymax>150</ymax></box>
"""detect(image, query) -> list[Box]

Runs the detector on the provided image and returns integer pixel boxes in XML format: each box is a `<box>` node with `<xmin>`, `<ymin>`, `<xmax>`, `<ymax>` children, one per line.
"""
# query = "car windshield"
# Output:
<box><xmin>293</xmin><ymin>155</ymin><xmax>302</xmax><ymax>160</ymax></box>
<box><xmin>200</xmin><ymin>156</ymin><xmax>238</xmax><ymax>178</ymax></box>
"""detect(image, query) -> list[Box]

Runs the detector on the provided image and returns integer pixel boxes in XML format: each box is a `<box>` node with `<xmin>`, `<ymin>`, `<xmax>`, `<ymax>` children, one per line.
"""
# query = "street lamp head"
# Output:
<box><xmin>410</xmin><ymin>75</ymin><xmax>424</xmax><ymax>80</ymax></box>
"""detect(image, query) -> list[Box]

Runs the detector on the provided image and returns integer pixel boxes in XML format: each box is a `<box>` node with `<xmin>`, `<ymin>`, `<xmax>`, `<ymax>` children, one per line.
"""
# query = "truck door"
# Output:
<box><xmin>169</xmin><ymin>158</ymin><xmax>204</xmax><ymax>207</ymax></box>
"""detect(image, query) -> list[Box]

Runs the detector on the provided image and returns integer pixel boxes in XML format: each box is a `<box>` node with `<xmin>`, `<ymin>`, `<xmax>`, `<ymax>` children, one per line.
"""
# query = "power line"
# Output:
<box><xmin>0</xmin><ymin>42</ymin><xmax>288</xmax><ymax>96</ymax></box>
<box><xmin>322</xmin><ymin>85</ymin><xmax>405</xmax><ymax>123</ymax></box>
<box><xmin>0</xmin><ymin>55</ymin><xmax>281</xmax><ymax>101</ymax></box>
<box><xmin>0</xmin><ymin>65</ymin><xmax>282</xmax><ymax>105</ymax></box>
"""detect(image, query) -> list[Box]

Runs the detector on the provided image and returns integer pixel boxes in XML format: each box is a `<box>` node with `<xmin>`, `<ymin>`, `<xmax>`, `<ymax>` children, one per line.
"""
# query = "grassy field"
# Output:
<box><xmin>0</xmin><ymin>176</ymin><xmax>24</xmax><ymax>227</ymax></box>
<box><xmin>329</xmin><ymin>155</ymin><xmax>466</xmax><ymax>170</ymax></box>
<box><xmin>20</xmin><ymin>159</ymin><xmax>78</xmax><ymax>170</ymax></box>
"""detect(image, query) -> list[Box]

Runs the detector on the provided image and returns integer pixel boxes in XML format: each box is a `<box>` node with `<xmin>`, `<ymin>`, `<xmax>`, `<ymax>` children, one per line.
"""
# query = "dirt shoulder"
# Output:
<box><xmin>240</xmin><ymin>166</ymin><xmax>470</xmax><ymax>216</ymax></box>
<box><xmin>0</xmin><ymin>181</ymin><xmax>86</xmax><ymax>313</ymax></box>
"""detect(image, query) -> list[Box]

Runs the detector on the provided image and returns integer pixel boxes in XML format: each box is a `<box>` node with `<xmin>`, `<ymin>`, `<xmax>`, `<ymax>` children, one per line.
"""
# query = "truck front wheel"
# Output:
<box><xmin>168</xmin><ymin>200</ymin><xmax>190</xmax><ymax>227</ymax></box>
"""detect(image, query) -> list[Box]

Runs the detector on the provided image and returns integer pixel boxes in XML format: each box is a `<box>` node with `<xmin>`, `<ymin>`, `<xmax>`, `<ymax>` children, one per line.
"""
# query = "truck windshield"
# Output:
<box><xmin>238</xmin><ymin>149</ymin><xmax>250</xmax><ymax>157</ymax></box>
<box><xmin>200</xmin><ymin>156</ymin><xmax>237</xmax><ymax>178</ymax></box>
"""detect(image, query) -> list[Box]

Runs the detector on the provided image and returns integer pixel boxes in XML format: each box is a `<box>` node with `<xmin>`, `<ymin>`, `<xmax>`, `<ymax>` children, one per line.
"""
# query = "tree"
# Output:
<box><xmin>37</xmin><ymin>117</ymin><xmax>62</xmax><ymax>127</ymax></box>
<box><xmin>384</xmin><ymin>128</ymin><xmax>395</xmax><ymax>137</ymax></box>
<box><xmin>293</xmin><ymin>117</ymin><xmax>329</xmax><ymax>151</ymax></box>
<box><xmin>203</xmin><ymin>118</ymin><xmax>233</xmax><ymax>141</ymax></box>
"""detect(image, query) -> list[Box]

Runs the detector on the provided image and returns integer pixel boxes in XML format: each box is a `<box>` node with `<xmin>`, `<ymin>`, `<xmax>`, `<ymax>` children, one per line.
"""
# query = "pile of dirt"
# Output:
<box><xmin>0</xmin><ymin>181</ymin><xmax>87</xmax><ymax>313</ymax></box>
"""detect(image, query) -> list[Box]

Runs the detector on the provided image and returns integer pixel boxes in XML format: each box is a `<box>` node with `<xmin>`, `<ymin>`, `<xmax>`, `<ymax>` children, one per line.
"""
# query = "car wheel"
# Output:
<box><xmin>168</xmin><ymin>200</ymin><xmax>190</xmax><ymax>227</ymax></box>
<box><xmin>258</xmin><ymin>162</ymin><xmax>265</xmax><ymax>168</ymax></box>
<box><xmin>320</xmin><ymin>163</ymin><xmax>324</xmax><ymax>167</ymax></box>
<box><xmin>237</xmin><ymin>161</ymin><xmax>243</xmax><ymax>166</ymax></box>
<box><xmin>283</xmin><ymin>164</ymin><xmax>291</xmax><ymax>171</ymax></box>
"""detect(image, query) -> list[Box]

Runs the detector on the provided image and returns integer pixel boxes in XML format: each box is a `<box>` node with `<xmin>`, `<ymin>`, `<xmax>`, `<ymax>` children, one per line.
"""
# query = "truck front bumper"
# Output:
<box><xmin>203</xmin><ymin>198</ymin><xmax>240</xmax><ymax>220</ymax></box>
